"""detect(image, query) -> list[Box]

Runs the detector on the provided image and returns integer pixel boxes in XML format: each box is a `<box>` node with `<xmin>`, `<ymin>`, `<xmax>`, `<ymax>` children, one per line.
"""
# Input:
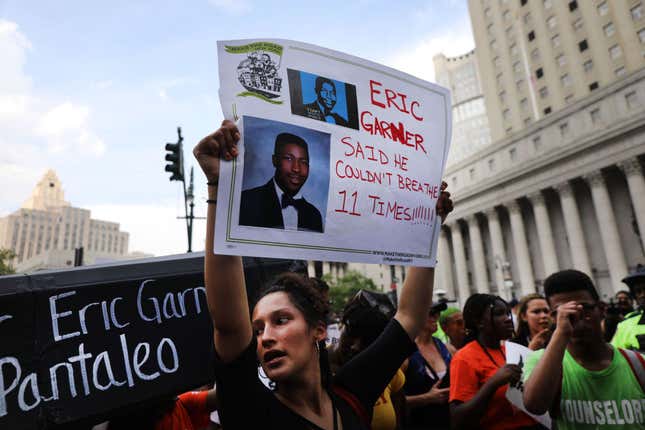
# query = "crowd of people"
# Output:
<box><xmin>98</xmin><ymin>120</ymin><xmax>644</xmax><ymax>429</ymax></box>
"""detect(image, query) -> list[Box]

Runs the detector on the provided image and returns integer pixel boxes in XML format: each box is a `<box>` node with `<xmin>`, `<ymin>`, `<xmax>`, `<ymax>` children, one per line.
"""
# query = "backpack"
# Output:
<box><xmin>619</xmin><ymin>348</ymin><xmax>645</xmax><ymax>393</ymax></box>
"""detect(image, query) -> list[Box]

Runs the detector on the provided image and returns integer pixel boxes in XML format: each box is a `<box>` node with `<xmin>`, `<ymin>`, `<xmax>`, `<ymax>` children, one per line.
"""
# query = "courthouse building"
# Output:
<box><xmin>0</xmin><ymin>170</ymin><xmax>131</xmax><ymax>272</ymax></box>
<box><xmin>433</xmin><ymin>0</ymin><xmax>645</xmax><ymax>303</ymax></box>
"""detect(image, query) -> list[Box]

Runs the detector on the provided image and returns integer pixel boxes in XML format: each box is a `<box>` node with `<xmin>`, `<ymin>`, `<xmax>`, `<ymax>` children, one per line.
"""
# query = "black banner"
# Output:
<box><xmin>0</xmin><ymin>253</ymin><xmax>299</xmax><ymax>429</ymax></box>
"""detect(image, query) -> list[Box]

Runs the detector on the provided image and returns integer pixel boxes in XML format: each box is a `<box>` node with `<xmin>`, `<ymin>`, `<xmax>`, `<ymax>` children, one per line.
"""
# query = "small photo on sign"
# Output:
<box><xmin>288</xmin><ymin>69</ymin><xmax>359</xmax><ymax>130</ymax></box>
<box><xmin>239</xmin><ymin>116</ymin><xmax>330</xmax><ymax>233</ymax></box>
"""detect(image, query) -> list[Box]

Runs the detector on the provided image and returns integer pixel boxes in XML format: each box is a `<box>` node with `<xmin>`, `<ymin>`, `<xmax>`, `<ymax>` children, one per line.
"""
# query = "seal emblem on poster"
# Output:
<box><xmin>225</xmin><ymin>42</ymin><xmax>283</xmax><ymax>104</ymax></box>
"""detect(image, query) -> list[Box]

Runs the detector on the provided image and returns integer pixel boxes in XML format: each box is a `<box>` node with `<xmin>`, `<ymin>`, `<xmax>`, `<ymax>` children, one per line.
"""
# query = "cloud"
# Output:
<box><xmin>207</xmin><ymin>0</ymin><xmax>252</xmax><ymax>15</ymax></box>
<box><xmin>385</xmin><ymin>19</ymin><xmax>475</xmax><ymax>83</ymax></box>
<box><xmin>0</xmin><ymin>19</ymin><xmax>106</xmax><ymax>208</ymax></box>
<box><xmin>87</xmin><ymin>203</ymin><xmax>206</xmax><ymax>256</ymax></box>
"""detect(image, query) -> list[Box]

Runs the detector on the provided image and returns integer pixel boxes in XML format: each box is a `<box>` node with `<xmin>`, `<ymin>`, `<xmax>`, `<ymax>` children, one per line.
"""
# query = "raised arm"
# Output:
<box><xmin>394</xmin><ymin>182</ymin><xmax>452</xmax><ymax>340</ymax></box>
<box><xmin>194</xmin><ymin>120</ymin><xmax>251</xmax><ymax>363</ymax></box>
<box><xmin>523</xmin><ymin>301</ymin><xmax>580</xmax><ymax>415</ymax></box>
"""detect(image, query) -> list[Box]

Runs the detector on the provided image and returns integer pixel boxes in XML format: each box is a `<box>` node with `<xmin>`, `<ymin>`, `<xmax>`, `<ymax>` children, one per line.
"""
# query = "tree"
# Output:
<box><xmin>325</xmin><ymin>271</ymin><xmax>378</xmax><ymax>315</ymax></box>
<box><xmin>0</xmin><ymin>249</ymin><xmax>16</xmax><ymax>276</ymax></box>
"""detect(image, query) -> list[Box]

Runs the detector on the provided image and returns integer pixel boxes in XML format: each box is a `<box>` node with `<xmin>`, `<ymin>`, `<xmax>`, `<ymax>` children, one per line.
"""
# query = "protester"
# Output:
<box><xmin>439</xmin><ymin>306</ymin><xmax>466</xmax><ymax>351</ymax></box>
<box><xmin>523</xmin><ymin>270</ymin><xmax>645</xmax><ymax>429</ymax></box>
<box><xmin>511</xmin><ymin>294</ymin><xmax>551</xmax><ymax>350</ymax></box>
<box><xmin>403</xmin><ymin>302</ymin><xmax>451</xmax><ymax>430</ymax></box>
<box><xmin>106</xmin><ymin>387</ymin><xmax>216</xmax><ymax>430</ymax></box>
<box><xmin>192</xmin><ymin>119</ymin><xmax>453</xmax><ymax>429</ymax></box>
<box><xmin>333</xmin><ymin>290</ymin><xmax>404</xmax><ymax>430</ymax></box>
<box><xmin>449</xmin><ymin>294</ymin><xmax>540</xmax><ymax>430</ymax></box>
<box><xmin>611</xmin><ymin>264</ymin><xmax>645</xmax><ymax>352</ymax></box>
<box><xmin>615</xmin><ymin>289</ymin><xmax>634</xmax><ymax>317</ymax></box>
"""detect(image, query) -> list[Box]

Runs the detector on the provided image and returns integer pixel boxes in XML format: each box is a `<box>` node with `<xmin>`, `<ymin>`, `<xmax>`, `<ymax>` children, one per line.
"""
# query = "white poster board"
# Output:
<box><xmin>505</xmin><ymin>341</ymin><xmax>552</xmax><ymax>429</ymax></box>
<box><xmin>215</xmin><ymin>39</ymin><xmax>451</xmax><ymax>267</ymax></box>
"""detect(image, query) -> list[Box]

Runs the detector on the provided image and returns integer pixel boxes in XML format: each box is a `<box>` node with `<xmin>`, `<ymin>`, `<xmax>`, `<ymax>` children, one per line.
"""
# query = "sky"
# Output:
<box><xmin>0</xmin><ymin>0</ymin><xmax>474</xmax><ymax>256</ymax></box>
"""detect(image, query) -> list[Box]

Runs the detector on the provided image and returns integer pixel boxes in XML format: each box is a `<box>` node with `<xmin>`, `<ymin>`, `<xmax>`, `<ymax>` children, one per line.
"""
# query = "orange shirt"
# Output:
<box><xmin>449</xmin><ymin>341</ymin><xmax>536</xmax><ymax>430</ymax></box>
<box><xmin>154</xmin><ymin>391</ymin><xmax>210</xmax><ymax>430</ymax></box>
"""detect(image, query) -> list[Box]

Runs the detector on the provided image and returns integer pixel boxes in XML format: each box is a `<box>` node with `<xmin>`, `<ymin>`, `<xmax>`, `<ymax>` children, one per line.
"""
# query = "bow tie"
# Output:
<box><xmin>281</xmin><ymin>193</ymin><xmax>305</xmax><ymax>210</ymax></box>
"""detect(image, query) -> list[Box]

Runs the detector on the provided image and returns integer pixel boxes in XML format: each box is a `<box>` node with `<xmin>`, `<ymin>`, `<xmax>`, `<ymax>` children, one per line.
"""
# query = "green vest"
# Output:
<box><xmin>611</xmin><ymin>310</ymin><xmax>645</xmax><ymax>351</ymax></box>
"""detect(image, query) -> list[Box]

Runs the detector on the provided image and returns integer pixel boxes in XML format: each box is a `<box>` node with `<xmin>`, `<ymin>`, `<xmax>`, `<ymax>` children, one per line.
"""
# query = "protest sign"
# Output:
<box><xmin>0</xmin><ymin>253</ymin><xmax>294</xmax><ymax>429</ymax></box>
<box><xmin>504</xmin><ymin>341</ymin><xmax>552</xmax><ymax>429</ymax></box>
<box><xmin>215</xmin><ymin>39</ymin><xmax>451</xmax><ymax>267</ymax></box>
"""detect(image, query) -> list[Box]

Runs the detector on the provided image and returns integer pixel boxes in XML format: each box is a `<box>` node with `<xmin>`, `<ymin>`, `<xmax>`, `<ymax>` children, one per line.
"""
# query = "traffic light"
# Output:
<box><xmin>165</xmin><ymin>127</ymin><xmax>184</xmax><ymax>182</ymax></box>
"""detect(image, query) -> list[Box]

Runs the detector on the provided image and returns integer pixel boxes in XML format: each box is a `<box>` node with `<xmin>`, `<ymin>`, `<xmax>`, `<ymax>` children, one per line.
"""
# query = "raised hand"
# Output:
<box><xmin>193</xmin><ymin>119</ymin><xmax>240</xmax><ymax>183</ymax></box>
<box><xmin>436</xmin><ymin>181</ymin><xmax>453</xmax><ymax>223</ymax></box>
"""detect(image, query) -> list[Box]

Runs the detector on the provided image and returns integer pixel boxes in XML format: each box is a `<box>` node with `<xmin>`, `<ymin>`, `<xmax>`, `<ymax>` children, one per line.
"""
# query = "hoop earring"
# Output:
<box><xmin>315</xmin><ymin>340</ymin><xmax>320</xmax><ymax>354</ymax></box>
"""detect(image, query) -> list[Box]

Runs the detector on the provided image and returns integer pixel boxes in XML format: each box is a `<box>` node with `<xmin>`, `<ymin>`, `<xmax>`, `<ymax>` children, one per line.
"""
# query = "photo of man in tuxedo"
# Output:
<box><xmin>303</xmin><ymin>77</ymin><xmax>349</xmax><ymax>127</ymax></box>
<box><xmin>239</xmin><ymin>132</ymin><xmax>324</xmax><ymax>232</ymax></box>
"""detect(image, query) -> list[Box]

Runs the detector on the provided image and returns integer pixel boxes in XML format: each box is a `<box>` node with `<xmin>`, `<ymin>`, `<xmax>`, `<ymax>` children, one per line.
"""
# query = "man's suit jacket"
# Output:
<box><xmin>303</xmin><ymin>101</ymin><xmax>349</xmax><ymax>127</ymax></box>
<box><xmin>239</xmin><ymin>180</ymin><xmax>324</xmax><ymax>232</ymax></box>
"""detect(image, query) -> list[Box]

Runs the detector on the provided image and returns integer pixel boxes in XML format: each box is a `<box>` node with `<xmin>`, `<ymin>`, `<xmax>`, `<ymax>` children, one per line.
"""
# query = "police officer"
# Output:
<box><xmin>611</xmin><ymin>264</ymin><xmax>645</xmax><ymax>352</ymax></box>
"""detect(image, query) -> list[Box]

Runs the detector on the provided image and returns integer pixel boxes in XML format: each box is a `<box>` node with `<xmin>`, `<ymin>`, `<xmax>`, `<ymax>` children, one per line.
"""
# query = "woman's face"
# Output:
<box><xmin>252</xmin><ymin>292</ymin><xmax>325</xmax><ymax>382</ymax></box>
<box><xmin>522</xmin><ymin>298</ymin><xmax>551</xmax><ymax>336</ymax></box>
<box><xmin>423</xmin><ymin>311</ymin><xmax>440</xmax><ymax>335</ymax></box>
<box><xmin>482</xmin><ymin>300</ymin><xmax>515</xmax><ymax>340</ymax></box>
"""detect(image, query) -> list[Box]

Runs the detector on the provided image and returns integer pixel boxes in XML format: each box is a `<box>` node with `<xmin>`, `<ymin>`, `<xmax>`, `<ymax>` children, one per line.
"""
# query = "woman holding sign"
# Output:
<box><xmin>193</xmin><ymin>119</ymin><xmax>453</xmax><ymax>430</ymax></box>
<box><xmin>449</xmin><ymin>294</ymin><xmax>542</xmax><ymax>430</ymax></box>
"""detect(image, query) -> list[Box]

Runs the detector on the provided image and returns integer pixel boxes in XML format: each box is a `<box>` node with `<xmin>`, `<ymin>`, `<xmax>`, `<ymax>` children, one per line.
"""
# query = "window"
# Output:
<box><xmin>579</xmin><ymin>39</ymin><xmax>588</xmax><ymax>51</ymax></box>
<box><xmin>589</xmin><ymin>82</ymin><xmax>599</xmax><ymax>91</ymax></box>
<box><xmin>503</xmin><ymin>109</ymin><xmax>510</xmax><ymax>121</ymax></box>
<box><xmin>485</xmin><ymin>7</ymin><xmax>492</xmax><ymax>18</ymax></box>
<box><xmin>510</xmin><ymin>43</ymin><xmax>518</xmax><ymax>56</ymax></box>
<box><xmin>615</xmin><ymin>66</ymin><xmax>626</xmax><ymax>77</ymax></box>
<box><xmin>524</xmin><ymin>117</ymin><xmax>532</xmax><ymax>125</ymax></box>
<box><xmin>597</xmin><ymin>2</ymin><xmax>608</xmax><ymax>16</ymax></box>
<box><xmin>565</xmin><ymin>94</ymin><xmax>574</xmax><ymax>104</ymax></box>
<box><xmin>552</xmin><ymin>34</ymin><xmax>561</xmax><ymax>48</ymax></box>
<box><xmin>499</xmin><ymin>90</ymin><xmax>506</xmax><ymax>103</ymax></box>
<box><xmin>520</xmin><ymin>98</ymin><xmax>528</xmax><ymax>111</ymax></box>
<box><xmin>509</xmin><ymin>148</ymin><xmax>517</xmax><ymax>161</ymax></box>
<box><xmin>520</xmin><ymin>0</ymin><xmax>527</xmax><ymax>5</ymax></box>
<box><xmin>513</xmin><ymin>61</ymin><xmax>522</xmax><ymax>74</ymax></box>
<box><xmin>488</xmin><ymin>158</ymin><xmax>496</xmax><ymax>172</ymax></box>
<box><xmin>626</xmin><ymin>91</ymin><xmax>639</xmax><ymax>109</ymax></box>
<box><xmin>516</xmin><ymin>79</ymin><xmax>524</xmax><ymax>90</ymax></box>
<box><xmin>539</xmin><ymin>87</ymin><xmax>548</xmax><ymax>98</ymax></box>
<box><xmin>544</xmin><ymin>0</ymin><xmax>552</xmax><ymax>8</ymax></box>
<box><xmin>469</xmin><ymin>168</ymin><xmax>476</xmax><ymax>180</ymax></box>
<box><xmin>533</xmin><ymin>136</ymin><xmax>542</xmax><ymax>151</ymax></box>
<box><xmin>506</xmin><ymin>126</ymin><xmax>513</xmax><ymax>134</ymax></box>
<box><xmin>639</xmin><ymin>28</ymin><xmax>645</xmax><ymax>43</ymax></box>
<box><xmin>547</xmin><ymin>16</ymin><xmax>557</xmax><ymax>29</ymax></box>
<box><xmin>531</xmin><ymin>48</ymin><xmax>540</xmax><ymax>60</ymax></box>
<box><xmin>557</xmin><ymin>54</ymin><xmax>566</xmax><ymax>67</ymax></box>
<box><xmin>584</xmin><ymin>59</ymin><xmax>593</xmax><ymax>72</ymax></box>
<box><xmin>488</xmin><ymin>23</ymin><xmax>495</xmax><ymax>36</ymax></box>
<box><xmin>535</xmin><ymin>68</ymin><xmax>543</xmax><ymax>79</ymax></box>
<box><xmin>609</xmin><ymin>44</ymin><xmax>622</xmax><ymax>59</ymax></box>
<box><xmin>491</xmin><ymin>39</ymin><xmax>498</xmax><ymax>50</ymax></box>
<box><xmin>573</xmin><ymin>18</ymin><xmax>584</xmax><ymax>31</ymax></box>
<box><xmin>503</xmin><ymin>10</ymin><xmax>511</xmax><ymax>21</ymax></box>
<box><xmin>561</xmin><ymin>74</ymin><xmax>572</xmax><ymax>87</ymax></box>
<box><xmin>632</xmin><ymin>4</ymin><xmax>643</xmax><ymax>21</ymax></box>
<box><xmin>603</xmin><ymin>22</ymin><xmax>615</xmax><ymax>37</ymax></box>
<box><xmin>569</xmin><ymin>0</ymin><xmax>578</xmax><ymax>11</ymax></box>
<box><xmin>524</xmin><ymin>12</ymin><xmax>531</xmax><ymax>24</ymax></box>
<box><xmin>497</xmin><ymin>73</ymin><xmax>504</xmax><ymax>87</ymax></box>
<box><xmin>528</xmin><ymin>31</ymin><xmax>536</xmax><ymax>41</ymax></box>
<box><xmin>494</xmin><ymin>56</ymin><xmax>502</xmax><ymax>68</ymax></box>
<box><xmin>559</xmin><ymin>122</ymin><xmax>569</xmax><ymax>136</ymax></box>
<box><xmin>590</xmin><ymin>108</ymin><xmax>601</xmax><ymax>124</ymax></box>
<box><xmin>452</xmin><ymin>176</ymin><xmax>458</xmax><ymax>186</ymax></box>
<box><xmin>544</xmin><ymin>106</ymin><xmax>552</xmax><ymax>114</ymax></box>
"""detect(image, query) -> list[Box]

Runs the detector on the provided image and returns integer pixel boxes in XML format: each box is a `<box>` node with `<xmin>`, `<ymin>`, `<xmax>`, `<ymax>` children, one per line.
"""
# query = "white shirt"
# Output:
<box><xmin>273</xmin><ymin>179</ymin><xmax>302</xmax><ymax>230</ymax></box>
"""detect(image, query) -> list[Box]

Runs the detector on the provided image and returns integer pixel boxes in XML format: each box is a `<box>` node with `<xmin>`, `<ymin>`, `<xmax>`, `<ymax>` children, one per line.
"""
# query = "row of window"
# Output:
<box><xmin>453</xmin><ymin>89</ymin><xmax>640</xmax><ymax>187</ymax></box>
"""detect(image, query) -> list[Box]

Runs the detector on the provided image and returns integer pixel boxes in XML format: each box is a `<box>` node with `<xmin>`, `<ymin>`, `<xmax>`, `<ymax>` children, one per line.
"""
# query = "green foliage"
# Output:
<box><xmin>0</xmin><ymin>249</ymin><xmax>16</xmax><ymax>276</ymax></box>
<box><xmin>325</xmin><ymin>271</ymin><xmax>378</xmax><ymax>315</ymax></box>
